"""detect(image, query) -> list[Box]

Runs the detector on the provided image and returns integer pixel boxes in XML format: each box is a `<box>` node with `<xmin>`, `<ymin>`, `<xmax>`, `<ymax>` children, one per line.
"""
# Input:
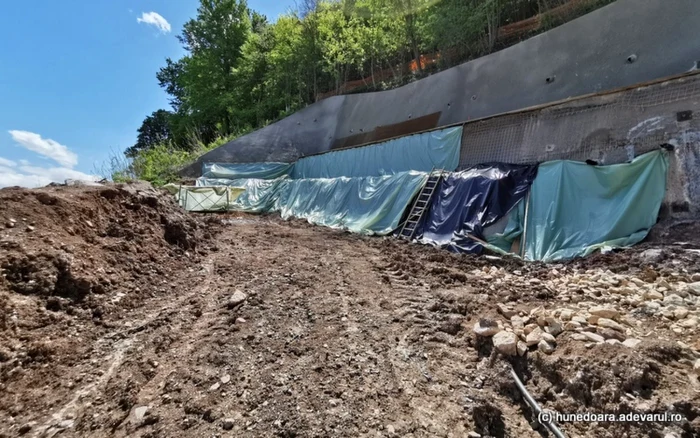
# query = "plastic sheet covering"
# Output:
<box><xmin>522</xmin><ymin>150</ymin><xmax>668</xmax><ymax>261</ymax></box>
<box><xmin>178</xmin><ymin>186</ymin><xmax>244</xmax><ymax>212</ymax></box>
<box><xmin>275</xmin><ymin>171</ymin><xmax>427</xmax><ymax>235</ymax></box>
<box><xmin>416</xmin><ymin>165</ymin><xmax>537</xmax><ymax>253</ymax></box>
<box><xmin>291</xmin><ymin>127</ymin><xmax>462</xmax><ymax>179</ymax></box>
<box><xmin>226</xmin><ymin>177</ymin><xmax>288</xmax><ymax>213</ymax></box>
<box><xmin>202</xmin><ymin>162</ymin><xmax>292</xmax><ymax>179</ymax></box>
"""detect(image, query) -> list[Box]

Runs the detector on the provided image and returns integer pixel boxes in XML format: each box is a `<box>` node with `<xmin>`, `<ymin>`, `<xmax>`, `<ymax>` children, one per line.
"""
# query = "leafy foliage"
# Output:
<box><xmin>122</xmin><ymin>0</ymin><xmax>616</xmax><ymax>181</ymax></box>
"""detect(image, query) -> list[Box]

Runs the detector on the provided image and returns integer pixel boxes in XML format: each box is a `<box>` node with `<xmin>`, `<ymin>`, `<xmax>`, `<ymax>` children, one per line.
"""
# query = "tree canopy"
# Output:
<box><xmin>129</xmin><ymin>0</ymin><xmax>615</xmax><ymax>154</ymax></box>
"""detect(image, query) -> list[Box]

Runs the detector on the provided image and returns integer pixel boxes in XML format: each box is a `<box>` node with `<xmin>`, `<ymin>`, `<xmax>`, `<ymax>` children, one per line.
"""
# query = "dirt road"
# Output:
<box><xmin>1</xmin><ymin>184</ymin><xmax>700</xmax><ymax>437</ymax></box>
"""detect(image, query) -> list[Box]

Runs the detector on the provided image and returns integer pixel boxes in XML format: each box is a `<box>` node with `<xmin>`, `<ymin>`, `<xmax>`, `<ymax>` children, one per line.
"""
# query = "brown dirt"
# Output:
<box><xmin>1</xmin><ymin>184</ymin><xmax>699</xmax><ymax>438</ymax></box>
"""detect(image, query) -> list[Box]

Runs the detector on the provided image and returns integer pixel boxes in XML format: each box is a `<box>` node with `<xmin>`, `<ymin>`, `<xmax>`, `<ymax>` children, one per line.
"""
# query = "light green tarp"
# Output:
<box><xmin>228</xmin><ymin>178</ymin><xmax>289</xmax><ymax>213</ymax></box>
<box><xmin>177</xmin><ymin>186</ymin><xmax>244</xmax><ymax>212</ymax></box>
<box><xmin>291</xmin><ymin>126</ymin><xmax>462</xmax><ymax>179</ymax></box>
<box><xmin>488</xmin><ymin>150</ymin><xmax>668</xmax><ymax>261</ymax></box>
<box><xmin>202</xmin><ymin>162</ymin><xmax>292</xmax><ymax>179</ymax></box>
<box><xmin>275</xmin><ymin>171</ymin><xmax>427</xmax><ymax>235</ymax></box>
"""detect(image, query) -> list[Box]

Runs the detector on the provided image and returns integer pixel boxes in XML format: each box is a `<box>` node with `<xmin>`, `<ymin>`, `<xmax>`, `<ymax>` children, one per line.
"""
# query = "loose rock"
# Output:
<box><xmin>526</xmin><ymin>326</ymin><xmax>544</xmax><ymax>346</ymax></box>
<box><xmin>227</xmin><ymin>290</ymin><xmax>247</xmax><ymax>308</ymax></box>
<box><xmin>473</xmin><ymin>319</ymin><xmax>500</xmax><ymax>337</ymax></box>
<box><xmin>580</xmin><ymin>332</ymin><xmax>605</xmax><ymax>343</ymax></box>
<box><xmin>589</xmin><ymin>306</ymin><xmax>619</xmax><ymax>319</ymax></box>
<box><xmin>597</xmin><ymin>318</ymin><xmax>625</xmax><ymax>332</ymax></box>
<box><xmin>622</xmin><ymin>338</ymin><xmax>642</xmax><ymax>349</ymax></box>
<box><xmin>538</xmin><ymin>340</ymin><xmax>555</xmax><ymax>354</ymax></box>
<box><xmin>492</xmin><ymin>331</ymin><xmax>519</xmax><ymax>356</ymax></box>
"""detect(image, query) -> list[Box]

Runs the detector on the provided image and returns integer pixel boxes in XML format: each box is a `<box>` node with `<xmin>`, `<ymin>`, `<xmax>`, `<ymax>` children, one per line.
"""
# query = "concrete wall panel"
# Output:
<box><xmin>183</xmin><ymin>0</ymin><xmax>700</xmax><ymax>176</ymax></box>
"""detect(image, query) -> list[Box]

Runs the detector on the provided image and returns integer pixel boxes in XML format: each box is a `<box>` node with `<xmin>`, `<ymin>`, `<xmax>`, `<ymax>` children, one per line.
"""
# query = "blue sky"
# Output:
<box><xmin>0</xmin><ymin>0</ymin><xmax>292</xmax><ymax>187</ymax></box>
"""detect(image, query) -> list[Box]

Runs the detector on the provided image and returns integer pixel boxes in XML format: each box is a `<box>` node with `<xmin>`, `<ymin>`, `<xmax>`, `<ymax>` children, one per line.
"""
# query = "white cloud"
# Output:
<box><xmin>137</xmin><ymin>12</ymin><xmax>171</xmax><ymax>34</ymax></box>
<box><xmin>0</xmin><ymin>165</ymin><xmax>99</xmax><ymax>189</ymax></box>
<box><xmin>19</xmin><ymin>159</ymin><xmax>30</xmax><ymax>166</ymax></box>
<box><xmin>9</xmin><ymin>130</ymin><xmax>78</xmax><ymax>168</ymax></box>
<box><xmin>0</xmin><ymin>157</ymin><xmax>16</xmax><ymax>167</ymax></box>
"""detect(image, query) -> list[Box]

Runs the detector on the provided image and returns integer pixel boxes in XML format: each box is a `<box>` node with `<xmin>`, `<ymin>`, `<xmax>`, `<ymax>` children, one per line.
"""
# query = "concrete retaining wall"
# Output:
<box><xmin>183</xmin><ymin>0</ymin><xmax>700</xmax><ymax>175</ymax></box>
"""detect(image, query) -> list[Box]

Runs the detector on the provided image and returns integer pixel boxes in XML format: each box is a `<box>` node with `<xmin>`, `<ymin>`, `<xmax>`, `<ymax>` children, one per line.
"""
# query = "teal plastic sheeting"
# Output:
<box><xmin>521</xmin><ymin>150</ymin><xmax>668</xmax><ymax>261</ymax></box>
<box><xmin>259</xmin><ymin>171</ymin><xmax>423</xmax><ymax>235</ymax></box>
<box><xmin>224</xmin><ymin>177</ymin><xmax>288</xmax><ymax>213</ymax></box>
<box><xmin>291</xmin><ymin>127</ymin><xmax>462</xmax><ymax>179</ymax></box>
<box><xmin>202</xmin><ymin>162</ymin><xmax>292</xmax><ymax>179</ymax></box>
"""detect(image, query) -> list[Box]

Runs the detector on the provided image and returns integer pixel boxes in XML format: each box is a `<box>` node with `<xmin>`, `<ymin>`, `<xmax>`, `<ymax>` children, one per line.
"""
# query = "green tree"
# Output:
<box><xmin>125</xmin><ymin>110</ymin><xmax>174</xmax><ymax>157</ymax></box>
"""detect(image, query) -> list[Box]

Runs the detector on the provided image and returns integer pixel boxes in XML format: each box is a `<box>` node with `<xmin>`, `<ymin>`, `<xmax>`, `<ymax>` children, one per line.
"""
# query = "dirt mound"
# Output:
<box><xmin>1</xmin><ymin>205</ymin><xmax>700</xmax><ymax>437</ymax></box>
<box><xmin>0</xmin><ymin>183</ymin><xmax>219</xmax><ymax>429</ymax></box>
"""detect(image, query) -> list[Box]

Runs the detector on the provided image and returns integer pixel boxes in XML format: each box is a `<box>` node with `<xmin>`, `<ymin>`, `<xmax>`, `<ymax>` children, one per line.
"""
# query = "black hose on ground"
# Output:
<box><xmin>510</xmin><ymin>366</ymin><xmax>567</xmax><ymax>438</ymax></box>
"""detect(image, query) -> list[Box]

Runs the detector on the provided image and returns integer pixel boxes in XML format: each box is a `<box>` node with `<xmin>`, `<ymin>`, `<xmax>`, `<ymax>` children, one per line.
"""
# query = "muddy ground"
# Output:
<box><xmin>1</xmin><ymin>183</ymin><xmax>700</xmax><ymax>438</ymax></box>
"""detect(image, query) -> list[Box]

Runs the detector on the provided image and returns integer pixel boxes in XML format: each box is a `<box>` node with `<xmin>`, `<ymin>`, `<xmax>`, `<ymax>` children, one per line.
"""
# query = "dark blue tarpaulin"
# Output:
<box><xmin>416</xmin><ymin>164</ymin><xmax>538</xmax><ymax>253</ymax></box>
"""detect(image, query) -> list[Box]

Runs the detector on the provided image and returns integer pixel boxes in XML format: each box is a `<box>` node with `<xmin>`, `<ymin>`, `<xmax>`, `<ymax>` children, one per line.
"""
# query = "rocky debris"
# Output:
<box><xmin>589</xmin><ymin>306</ymin><xmax>619</xmax><ymax>319</ymax></box>
<box><xmin>598</xmin><ymin>328</ymin><xmax>626</xmax><ymax>341</ymax></box>
<box><xmin>227</xmin><ymin>290</ymin><xmax>247</xmax><ymax>308</ymax></box>
<box><xmin>525</xmin><ymin>326</ymin><xmax>544</xmax><ymax>346</ymax></box>
<box><xmin>579</xmin><ymin>332</ymin><xmax>605</xmax><ymax>343</ymax></box>
<box><xmin>694</xmin><ymin>360</ymin><xmax>700</xmax><ymax>376</ymax></box>
<box><xmin>639</xmin><ymin>248</ymin><xmax>664</xmax><ymax>263</ymax></box>
<box><xmin>622</xmin><ymin>338</ymin><xmax>642</xmax><ymax>349</ymax></box>
<box><xmin>473</xmin><ymin>318</ymin><xmax>500</xmax><ymax>337</ymax></box>
<box><xmin>538</xmin><ymin>339</ymin><xmax>555</xmax><ymax>354</ymax></box>
<box><xmin>497</xmin><ymin>303</ymin><xmax>517</xmax><ymax>319</ymax></box>
<box><xmin>687</xmin><ymin>282</ymin><xmax>700</xmax><ymax>296</ymax></box>
<box><xmin>597</xmin><ymin>318</ymin><xmax>625</xmax><ymax>332</ymax></box>
<box><xmin>492</xmin><ymin>331</ymin><xmax>519</xmax><ymax>356</ymax></box>
<box><xmin>221</xmin><ymin>374</ymin><xmax>231</xmax><ymax>384</ymax></box>
<box><xmin>132</xmin><ymin>406</ymin><xmax>149</xmax><ymax>423</ymax></box>
<box><xmin>222</xmin><ymin>418</ymin><xmax>235</xmax><ymax>430</ymax></box>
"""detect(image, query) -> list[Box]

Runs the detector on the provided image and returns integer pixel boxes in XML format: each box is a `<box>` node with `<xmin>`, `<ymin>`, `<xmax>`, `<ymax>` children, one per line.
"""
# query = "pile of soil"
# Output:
<box><xmin>1</xmin><ymin>187</ymin><xmax>699</xmax><ymax>438</ymax></box>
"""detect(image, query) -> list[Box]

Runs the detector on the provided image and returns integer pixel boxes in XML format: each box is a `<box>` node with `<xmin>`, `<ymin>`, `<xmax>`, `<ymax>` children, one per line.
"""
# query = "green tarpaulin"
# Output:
<box><xmin>488</xmin><ymin>150</ymin><xmax>668</xmax><ymax>261</ymax></box>
<box><xmin>275</xmin><ymin>171</ymin><xmax>427</xmax><ymax>235</ymax></box>
<box><xmin>291</xmin><ymin>126</ymin><xmax>462</xmax><ymax>179</ymax></box>
<box><xmin>201</xmin><ymin>162</ymin><xmax>292</xmax><ymax>180</ymax></box>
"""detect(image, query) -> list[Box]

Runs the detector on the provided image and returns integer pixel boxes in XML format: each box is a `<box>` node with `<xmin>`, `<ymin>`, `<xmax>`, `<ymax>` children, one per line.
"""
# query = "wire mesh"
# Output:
<box><xmin>458</xmin><ymin>73</ymin><xmax>700</xmax><ymax>169</ymax></box>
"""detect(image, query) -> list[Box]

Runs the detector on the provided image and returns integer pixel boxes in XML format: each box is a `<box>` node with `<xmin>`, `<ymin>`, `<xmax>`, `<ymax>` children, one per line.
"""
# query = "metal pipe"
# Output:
<box><xmin>510</xmin><ymin>367</ymin><xmax>566</xmax><ymax>438</ymax></box>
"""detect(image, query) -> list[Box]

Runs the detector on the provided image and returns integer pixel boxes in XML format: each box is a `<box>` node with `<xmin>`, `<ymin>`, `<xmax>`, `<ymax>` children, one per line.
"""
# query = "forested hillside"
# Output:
<box><xmin>120</xmin><ymin>0</ymin><xmax>614</xmax><ymax>183</ymax></box>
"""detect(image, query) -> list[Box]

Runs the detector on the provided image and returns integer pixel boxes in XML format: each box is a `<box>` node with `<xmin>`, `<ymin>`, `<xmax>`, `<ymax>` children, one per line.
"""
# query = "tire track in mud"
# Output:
<box><xmin>30</xmin><ymin>255</ymin><xmax>221</xmax><ymax>438</ymax></box>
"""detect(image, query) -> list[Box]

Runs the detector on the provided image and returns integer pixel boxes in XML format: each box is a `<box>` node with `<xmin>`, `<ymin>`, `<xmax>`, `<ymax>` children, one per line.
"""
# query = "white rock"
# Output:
<box><xmin>597</xmin><ymin>318</ymin><xmax>625</xmax><ymax>332</ymax></box>
<box><xmin>622</xmin><ymin>338</ymin><xmax>642</xmax><ymax>349</ymax></box>
<box><xmin>473</xmin><ymin>319</ymin><xmax>500</xmax><ymax>337</ymax></box>
<box><xmin>498</xmin><ymin>303</ymin><xmax>517</xmax><ymax>319</ymax></box>
<box><xmin>546</xmin><ymin>321</ymin><xmax>564</xmax><ymax>337</ymax></box>
<box><xmin>580</xmin><ymin>332</ymin><xmax>605</xmax><ymax>343</ymax></box>
<box><xmin>572</xmin><ymin>315</ymin><xmax>588</xmax><ymax>325</ymax></box>
<box><xmin>538</xmin><ymin>340</ymin><xmax>555</xmax><ymax>354</ymax></box>
<box><xmin>510</xmin><ymin>315</ymin><xmax>525</xmax><ymax>330</ymax></box>
<box><xmin>679</xmin><ymin>318</ymin><xmax>699</xmax><ymax>328</ymax></box>
<box><xmin>686</xmin><ymin>282</ymin><xmax>700</xmax><ymax>296</ymax></box>
<box><xmin>523</xmin><ymin>323</ymin><xmax>539</xmax><ymax>335</ymax></box>
<box><xmin>228</xmin><ymin>290</ymin><xmax>247</xmax><ymax>307</ymax></box>
<box><xmin>493</xmin><ymin>331</ymin><xmax>519</xmax><ymax>356</ymax></box>
<box><xmin>517</xmin><ymin>341</ymin><xmax>527</xmax><ymax>356</ymax></box>
<box><xmin>663</xmin><ymin>294</ymin><xmax>685</xmax><ymax>306</ymax></box>
<box><xmin>541</xmin><ymin>333</ymin><xmax>556</xmax><ymax>343</ymax></box>
<box><xmin>643</xmin><ymin>290</ymin><xmax>664</xmax><ymax>301</ymax></box>
<box><xmin>589</xmin><ymin>306</ymin><xmax>619</xmax><ymax>319</ymax></box>
<box><xmin>560</xmin><ymin>309</ymin><xmax>574</xmax><ymax>321</ymax></box>
<box><xmin>673</xmin><ymin>308</ymin><xmax>689</xmax><ymax>320</ymax></box>
<box><xmin>694</xmin><ymin>359</ymin><xmax>700</xmax><ymax>376</ymax></box>
<box><xmin>526</xmin><ymin>327</ymin><xmax>544</xmax><ymax>346</ymax></box>
<box><xmin>564</xmin><ymin>321</ymin><xmax>581</xmax><ymax>331</ymax></box>
<box><xmin>631</xmin><ymin>277</ymin><xmax>646</xmax><ymax>287</ymax></box>
<box><xmin>588</xmin><ymin>314</ymin><xmax>600</xmax><ymax>325</ymax></box>
<box><xmin>605</xmin><ymin>339</ymin><xmax>622</xmax><ymax>345</ymax></box>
